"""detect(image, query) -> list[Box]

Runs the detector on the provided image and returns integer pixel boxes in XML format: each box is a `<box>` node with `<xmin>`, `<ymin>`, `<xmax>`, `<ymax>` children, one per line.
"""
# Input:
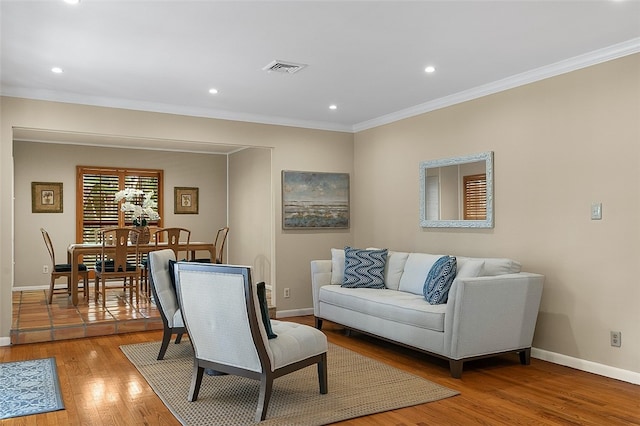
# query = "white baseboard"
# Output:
<box><xmin>275</xmin><ymin>308</ymin><xmax>314</xmax><ymax>319</ymax></box>
<box><xmin>532</xmin><ymin>348</ymin><xmax>640</xmax><ymax>385</ymax></box>
<box><xmin>272</xmin><ymin>312</ymin><xmax>640</xmax><ymax>385</ymax></box>
<box><xmin>0</xmin><ymin>337</ymin><xmax>11</xmax><ymax>346</ymax></box>
<box><xmin>13</xmin><ymin>285</ymin><xmax>49</xmax><ymax>291</ymax></box>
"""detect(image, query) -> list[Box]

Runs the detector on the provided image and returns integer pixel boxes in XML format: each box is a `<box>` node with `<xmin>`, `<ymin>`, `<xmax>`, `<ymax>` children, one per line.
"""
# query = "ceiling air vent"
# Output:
<box><xmin>262</xmin><ymin>60</ymin><xmax>307</xmax><ymax>74</ymax></box>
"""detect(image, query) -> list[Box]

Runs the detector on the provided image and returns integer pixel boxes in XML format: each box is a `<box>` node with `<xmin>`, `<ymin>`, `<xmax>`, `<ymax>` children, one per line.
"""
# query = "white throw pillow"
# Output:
<box><xmin>385</xmin><ymin>251</ymin><xmax>409</xmax><ymax>291</ymax></box>
<box><xmin>456</xmin><ymin>259</ymin><xmax>485</xmax><ymax>278</ymax></box>
<box><xmin>398</xmin><ymin>253</ymin><xmax>443</xmax><ymax>295</ymax></box>
<box><xmin>330</xmin><ymin>248</ymin><xmax>345</xmax><ymax>285</ymax></box>
<box><xmin>478</xmin><ymin>258</ymin><xmax>521</xmax><ymax>276</ymax></box>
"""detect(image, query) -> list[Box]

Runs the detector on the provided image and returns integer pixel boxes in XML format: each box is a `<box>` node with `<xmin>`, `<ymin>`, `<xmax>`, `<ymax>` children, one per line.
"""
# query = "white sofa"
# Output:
<box><xmin>311</xmin><ymin>249</ymin><xmax>544</xmax><ymax>378</ymax></box>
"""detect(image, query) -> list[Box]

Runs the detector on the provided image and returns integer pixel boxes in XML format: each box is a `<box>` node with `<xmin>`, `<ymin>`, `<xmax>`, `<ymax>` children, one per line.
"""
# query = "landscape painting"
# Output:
<box><xmin>282</xmin><ymin>171</ymin><xmax>349</xmax><ymax>229</ymax></box>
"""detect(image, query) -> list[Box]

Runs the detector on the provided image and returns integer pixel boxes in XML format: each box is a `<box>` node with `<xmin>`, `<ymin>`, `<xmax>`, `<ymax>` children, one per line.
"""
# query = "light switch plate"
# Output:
<box><xmin>591</xmin><ymin>203</ymin><xmax>602</xmax><ymax>220</ymax></box>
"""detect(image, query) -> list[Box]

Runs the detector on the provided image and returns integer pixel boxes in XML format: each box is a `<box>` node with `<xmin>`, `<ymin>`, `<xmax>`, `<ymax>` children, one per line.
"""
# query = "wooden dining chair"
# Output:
<box><xmin>94</xmin><ymin>227</ymin><xmax>141</xmax><ymax>306</ymax></box>
<box><xmin>214</xmin><ymin>226</ymin><xmax>229</xmax><ymax>264</ymax></box>
<box><xmin>191</xmin><ymin>226</ymin><xmax>229</xmax><ymax>264</ymax></box>
<box><xmin>141</xmin><ymin>227</ymin><xmax>191</xmax><ymax>297</ymax></box>
<box><xmin>40</xmin><ymin>228</ymin><xmax>89</xmax><ymax>304</ymax></box>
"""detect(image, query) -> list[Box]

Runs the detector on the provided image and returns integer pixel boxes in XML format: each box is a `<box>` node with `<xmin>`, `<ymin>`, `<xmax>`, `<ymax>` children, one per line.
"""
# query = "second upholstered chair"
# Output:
<box><xmin>174</xmin><ymin>262</ymin><xmax>328</xmax><ymax>422</ymax></box>
<box><xmin>148</xmin><ymin>249</ymin><xmax>185</xmax><ymax>360</ymax></box>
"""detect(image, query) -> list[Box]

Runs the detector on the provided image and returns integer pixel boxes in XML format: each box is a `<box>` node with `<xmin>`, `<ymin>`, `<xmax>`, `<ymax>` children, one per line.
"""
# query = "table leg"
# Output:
<box><xmin>69</xmin><ymin>250</ymin><xmax>79</xmax><ymax>306</ymax></box>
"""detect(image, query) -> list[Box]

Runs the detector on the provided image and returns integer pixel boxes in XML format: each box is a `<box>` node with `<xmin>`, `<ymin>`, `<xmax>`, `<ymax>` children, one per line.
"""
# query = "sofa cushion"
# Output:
<box><xmin>457</xmin><ymin>257</ymin><xmax>521</xmax><ymax>276</ymax></box>
<box><xmin>319</xmin><ymin>286</ymin><xmax>446</xmax><ymax>332</ymax></box>
<box><xmin>330</xmin><ymin>248</ymin><xmax>345</xmax><ymax>284</ymax></box>
<box><xmin>342</xmin><ymin>247</ymin><xmax>388</xmax><ymax>289</ymax></box>
<box><xmin>398</xmin><ymin>253</ymin><xmax>444</xmax><ymax>295</ymax></box>
<box><xmin>456</xmin><ymin>258</ymin><xmax>485</xmax><ymax>278</ymax></box>
<box><xmin>385</xmin><ymin>251</ymin><xmax>410</xmax><ymax>291</ymax></box>
<box><xmin>423</xmin><ymin>256</ymin><xmax>457</xmax><ymax>304</ymax></box>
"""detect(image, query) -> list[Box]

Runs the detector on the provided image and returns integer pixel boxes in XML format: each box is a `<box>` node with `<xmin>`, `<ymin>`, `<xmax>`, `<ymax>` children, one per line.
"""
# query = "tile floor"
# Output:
<box><xmin>11</xmin><ymin>286</ymin><xmax>163</xmax><ymax>345</ymax></box>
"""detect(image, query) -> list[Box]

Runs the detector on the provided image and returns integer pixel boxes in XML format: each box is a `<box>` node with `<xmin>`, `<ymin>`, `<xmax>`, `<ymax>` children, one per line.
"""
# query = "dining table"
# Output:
<box><xmin>67</xmin><ymin>241</ymin><xmax>215</xmax><ymax>306</ymax></box>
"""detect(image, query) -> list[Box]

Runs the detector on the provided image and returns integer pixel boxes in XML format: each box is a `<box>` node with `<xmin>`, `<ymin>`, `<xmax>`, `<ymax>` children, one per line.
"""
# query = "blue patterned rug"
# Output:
<box><xmin>0</xmin><ymin>357</ymin><xmax>65</xmax><ymax>419</ymax></box>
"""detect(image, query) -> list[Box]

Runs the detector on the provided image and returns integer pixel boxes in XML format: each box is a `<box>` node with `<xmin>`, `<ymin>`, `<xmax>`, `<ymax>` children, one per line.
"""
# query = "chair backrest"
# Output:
<box><xmin>214</xmin><ymin>226</ymin><xmax>229</xmax><ymax>263</ymax></box>
<box><xmin>100</xmin><ymin>227</ymin><xmax>139</xmax><ymax>271</ymax></box>
<box><xmin>40</xmin><ymin>228</ymin><xmax>56</xmax><ymax>266</ymax></box>
<box><xmin>154</xmin><ymin>227</ymin><xmax>191</xmax><ymax>260</ymax></box>
<box><xmin>174</xmin><ymin>262</ymin><xmax>270</xmax><ymax>373</ymax></box>
<box><xmin>148</xmin><ymin>249</ymin><xmax>180</xmax><ymax>327</ymax></box>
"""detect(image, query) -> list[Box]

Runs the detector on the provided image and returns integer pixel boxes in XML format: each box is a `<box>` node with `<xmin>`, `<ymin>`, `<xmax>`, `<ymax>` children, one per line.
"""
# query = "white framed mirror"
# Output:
<box><xmin>419</xmin><ymin>151</ymin><xmax>493</xmax><ymax>228</ymax></box>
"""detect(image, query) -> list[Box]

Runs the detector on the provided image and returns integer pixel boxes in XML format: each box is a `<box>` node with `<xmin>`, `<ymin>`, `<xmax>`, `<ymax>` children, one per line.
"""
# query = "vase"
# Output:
<box><xmin>130</xmin><ymin>226</ymin><xmax>151</xmax><ymax>244</ymax></box>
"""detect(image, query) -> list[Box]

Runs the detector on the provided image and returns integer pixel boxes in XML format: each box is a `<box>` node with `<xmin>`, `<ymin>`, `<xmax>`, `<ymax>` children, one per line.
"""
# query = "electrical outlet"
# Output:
<box><xmin>42</xmin><ymin>265</ymin><xmax>49</xmax><ymax>274</ymax></box>
<box><xmin>284</xmin><ymin>288</ymin><xmax>290</xmax><ymax>298</ymax></box>
<box><xmin>610</xmin><ymin>331</ymin><xmax>621</xmax><ymax>347</ymax></box>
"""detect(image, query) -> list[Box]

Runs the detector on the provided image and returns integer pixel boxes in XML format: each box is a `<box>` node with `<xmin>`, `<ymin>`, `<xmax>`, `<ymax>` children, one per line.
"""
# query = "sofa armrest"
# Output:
<box><xmin>444</xmin><ymin>272</ymin><xmax>544</xmax><ymax>359</ymax></box>
<box><xmin>311</xmin><ymin>260</ymin><xmax>333</xmax><ymax>315</ymax></box>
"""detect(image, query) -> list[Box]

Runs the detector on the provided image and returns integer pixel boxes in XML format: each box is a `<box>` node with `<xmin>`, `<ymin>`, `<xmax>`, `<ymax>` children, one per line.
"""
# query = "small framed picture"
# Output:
<box><xmin>32</xmin><ymin>182</ymin><xmax>63</xmax><ymax>213</ymax></box>
<box><xmin>174</xmin><ymin>187</ymin><xmax>198</xmax><ymax>214</ymax></box>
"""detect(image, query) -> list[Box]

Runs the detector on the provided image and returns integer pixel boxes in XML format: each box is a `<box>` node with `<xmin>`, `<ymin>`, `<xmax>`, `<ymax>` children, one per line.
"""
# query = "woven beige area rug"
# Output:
<box><xmin>120</xmin><ymin>340</ymin><xmax>458</xmax><ymax>425</ymax></box>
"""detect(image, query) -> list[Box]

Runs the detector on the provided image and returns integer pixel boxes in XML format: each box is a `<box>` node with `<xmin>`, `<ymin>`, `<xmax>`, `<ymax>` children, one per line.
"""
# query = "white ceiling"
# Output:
<box><xmin>2</xmin><ymin>0</ymin><xmax>639</xmax><ymax>134</ymax></box>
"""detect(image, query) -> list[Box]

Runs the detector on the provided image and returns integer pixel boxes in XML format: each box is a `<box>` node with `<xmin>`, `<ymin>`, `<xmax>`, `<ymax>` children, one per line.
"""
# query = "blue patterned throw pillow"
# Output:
<box><xmin>423</xmin><ymin>256</ymin><xmax>457</xmax><ymax>304</ymax></box>
<box><xmin>342</xmin><ymin>247</ymin><xmax>388</xmax><ymax>289</ymax></box>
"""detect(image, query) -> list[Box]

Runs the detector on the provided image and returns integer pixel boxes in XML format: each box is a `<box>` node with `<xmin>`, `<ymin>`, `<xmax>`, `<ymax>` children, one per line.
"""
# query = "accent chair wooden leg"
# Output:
<box><xmin>519</xmin><ymin>348</ymin><xmax>532</xmax><ymax>365</ymax></box>
<box><xmin>318</xmin><ymin>353</ymin><xmax>328</xmax><ymax>394</ymax></box>
<box><xmin>449</xmin><ymin>359</ymin><xmax>463</xmax><ymax>379</ymax></box>
<box><xmin>188</xmin><ymin>362</ymin><xmax>205</xmax><ymax>402</ymax></box>
<box><xmin>256</xmin><ymin>375</ymin><xmax>273</xmax><ymax>422</ymax></box>
<box><xmin>174</xmin><ymin>332</ymin><xmax>184</xmax><ymax>344</ymax></box>
<box><xmin>314</xmin><ymin>317</ymin><xmax>323</xmax><ymax>329</ymax></box>
<box><xmin>157</xmin><ymin>328</ymin><xmax>172</xmax><ymax>360</ymax></box>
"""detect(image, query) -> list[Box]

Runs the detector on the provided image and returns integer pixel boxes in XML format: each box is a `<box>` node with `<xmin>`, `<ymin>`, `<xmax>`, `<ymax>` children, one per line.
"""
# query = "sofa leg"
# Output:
<box><xmin>449</xmin><ymin>360</ymin><xmax>463</xmax><ymax>379</ymax></box>
<box><xmin>519</xmin><ymin>348</ymin><xmax>531</xmax><ymax>365</ymax></box>
<box><xmin>314</xmin><ymin>317</ymin><xmax>323</xmax><ymax>329</ymax></box>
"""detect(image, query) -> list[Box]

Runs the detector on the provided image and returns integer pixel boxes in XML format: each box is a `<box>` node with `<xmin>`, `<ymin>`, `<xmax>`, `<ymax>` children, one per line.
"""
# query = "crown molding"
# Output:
<box><xmin>3</xmin><ymin>38</ymin><xmax>638</xmax><ymax>135</ymax></box>
<box><xmin>352</xmin><ymin>37</ymin><xmax>640</xmax><ymax>133</ymax></box>
<box><xmin>0</xmin><ymin>89</ymin><xmax>353</xmax><ymax>134</ymax></box>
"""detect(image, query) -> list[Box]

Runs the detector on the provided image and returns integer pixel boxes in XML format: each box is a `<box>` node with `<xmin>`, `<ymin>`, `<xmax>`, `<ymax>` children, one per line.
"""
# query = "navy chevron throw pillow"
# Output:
<box><xmin>342</xmin><ymin>247</ymin><xmax>388</xmax><ymax>289</ymax></box>
<box><xmin>423</xmin><ymin>256</ymin><xmax>457</xmax><ymax>304</ymax></box>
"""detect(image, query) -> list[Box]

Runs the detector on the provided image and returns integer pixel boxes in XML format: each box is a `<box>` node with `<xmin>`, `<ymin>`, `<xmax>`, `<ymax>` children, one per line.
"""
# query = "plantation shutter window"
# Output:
<box><xmin>77</xmin><ymin>166</ymin><xmax>163</xmax><ymax>245</ymax></box>
<box><xmin>463</xmin><ymin>174</ymin><xmax>486</xmax><ymax>221</ymax></box>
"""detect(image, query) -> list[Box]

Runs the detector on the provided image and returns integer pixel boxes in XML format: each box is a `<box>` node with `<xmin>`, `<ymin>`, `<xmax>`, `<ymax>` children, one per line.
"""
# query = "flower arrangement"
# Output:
<box><xmin>114</xmin><ymin>188</ymin><xmax>160</xmax><ymax>226</ymax></box>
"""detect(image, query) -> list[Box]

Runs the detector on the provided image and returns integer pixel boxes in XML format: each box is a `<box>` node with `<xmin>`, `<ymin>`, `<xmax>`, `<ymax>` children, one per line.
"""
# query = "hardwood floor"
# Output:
<box><xmin>1</xmin><ymin>316</ymin><xmax>639</xmax><ymax>425</ymax></box>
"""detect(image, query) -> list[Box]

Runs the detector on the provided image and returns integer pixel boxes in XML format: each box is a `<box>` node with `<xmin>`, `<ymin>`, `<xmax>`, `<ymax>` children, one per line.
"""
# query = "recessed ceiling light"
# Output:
<box><xmin>51</xmin><ymin>67</ymin><xmax>63</xmax><ymax>74</ymax></box>
<box><xmin>208</xmin><ymin>88</ymin><xmax>218</xmax><ymax>95</ymax></box>
<box><xmin>329</xmin><ymin>105</ymin><xmax>337</xmax><ymax>110</ymax></box>
<box><xmin>63</xmin><ymin>0</ymin><xmax>81</xmax><ymax>5</ymax></box>
<box><xmin>425</xmin><ymin>66</ymin><xmax>436</xmax><ymax>73</ymax></box>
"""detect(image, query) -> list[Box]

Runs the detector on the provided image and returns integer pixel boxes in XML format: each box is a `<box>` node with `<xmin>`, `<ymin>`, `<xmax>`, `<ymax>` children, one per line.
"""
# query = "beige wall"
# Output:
<box><xmin>228</xmin><ymin>147</ymin><xmax>273</xmax><ymax>285</ymax></box>
<box><xmin>353</xmin><ymin>54</ymin><xmax>640</xmax><ymax>374</ymax></box>
<box><xmin>13</xmin><ymin>141</ymin><xmax>227</xmax><ymax>287</ymax></box>
<box><xmin>0</xmin><ymin>97</ymin><xmax>354</xmax><ymax>338</ymax></box>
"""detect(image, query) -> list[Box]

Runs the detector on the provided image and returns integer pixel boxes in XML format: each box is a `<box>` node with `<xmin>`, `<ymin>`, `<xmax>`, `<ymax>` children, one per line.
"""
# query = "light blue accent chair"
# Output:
<box><xmin>174</xmin><ymin>262</ymin><xmax>328</xmax><ymax>422</ymax></box>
